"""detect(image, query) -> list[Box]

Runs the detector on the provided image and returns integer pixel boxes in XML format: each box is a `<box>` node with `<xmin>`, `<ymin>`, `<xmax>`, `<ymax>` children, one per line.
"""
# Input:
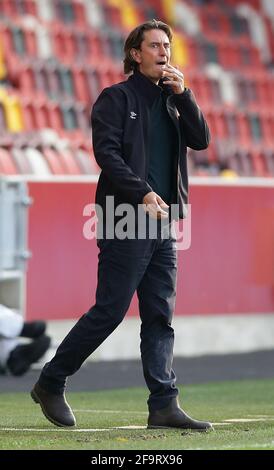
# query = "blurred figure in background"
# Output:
<box><xmin>0</xmin><ymin>304</ymin><xmax>51</xmax><ymax>376</ymax></box>
<box><xmin>219</xmin><ymin>161</ymin><xmax>239</xmax><ymax>179</ymax></box>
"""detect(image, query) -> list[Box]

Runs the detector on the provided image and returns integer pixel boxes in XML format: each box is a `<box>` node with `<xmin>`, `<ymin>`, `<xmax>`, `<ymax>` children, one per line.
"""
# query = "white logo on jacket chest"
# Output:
<box><xmin>130</xmin><ymin>111</ymin><xmax>137</xmax><ymax>119</ymax></box>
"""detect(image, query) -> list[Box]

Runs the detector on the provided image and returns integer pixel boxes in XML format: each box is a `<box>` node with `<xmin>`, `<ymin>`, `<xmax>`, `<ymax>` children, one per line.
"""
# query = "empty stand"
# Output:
<box><xmin>0</xmin><ymin>0</ymin><xmax>274</xmax><ymax>177</ymax></box>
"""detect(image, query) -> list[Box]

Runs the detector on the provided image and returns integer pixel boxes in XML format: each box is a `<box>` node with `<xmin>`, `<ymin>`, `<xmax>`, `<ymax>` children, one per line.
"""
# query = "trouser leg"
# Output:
<box><xmin>137</xmin><ymin>234</ymin><xmax>178</xmax><ymax>411</ymax></box>
<box><xmin>39</xmin><ymin>238</ymin><xmax>154</xmax><ymax>394</ymax></box>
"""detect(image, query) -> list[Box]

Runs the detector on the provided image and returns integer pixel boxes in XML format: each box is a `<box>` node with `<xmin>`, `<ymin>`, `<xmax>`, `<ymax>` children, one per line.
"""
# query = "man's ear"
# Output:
<box><xmin>130</xmin><ymin>48</ymin><xmax>141</xmax><ymax>64</ymax></box>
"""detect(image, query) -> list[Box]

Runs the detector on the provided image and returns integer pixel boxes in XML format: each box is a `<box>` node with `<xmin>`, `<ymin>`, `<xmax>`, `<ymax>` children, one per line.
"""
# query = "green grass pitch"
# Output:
<box><xmin>0</xmin><ymin>379</ymin><xmax>273</xmax><ymax>450</ymax></box>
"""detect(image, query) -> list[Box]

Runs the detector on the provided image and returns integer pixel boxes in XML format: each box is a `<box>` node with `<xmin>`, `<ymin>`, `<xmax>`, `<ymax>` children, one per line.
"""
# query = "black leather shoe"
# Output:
<box><xmin>31</xmin><ymin>383</ymin><xmax>76</xmax><ymax>428</ymax></box>
<box><xmin>7</xmin><ymin>335</ymin><xmax>51</xmax><ymax>376</ymax></box>
<box><xmin>148</xmin><ymin>397</ymin><xmax>213</xmax><ymax>432</ymax></box>
<box><xmin>20</xmin><ymin>321</ymin><xmax>46</xmax><ymax>339</ymax></box>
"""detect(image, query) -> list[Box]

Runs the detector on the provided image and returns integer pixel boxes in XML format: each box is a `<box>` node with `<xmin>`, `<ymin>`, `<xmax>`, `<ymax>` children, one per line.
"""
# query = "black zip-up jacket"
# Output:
<box><xmin>91</xmin><ymin>70</ymin><xmax>210</xmax><ymax>219</ymax></box>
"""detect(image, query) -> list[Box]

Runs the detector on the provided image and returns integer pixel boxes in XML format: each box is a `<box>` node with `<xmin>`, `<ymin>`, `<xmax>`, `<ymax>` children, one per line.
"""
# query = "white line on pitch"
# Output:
<box><xmin>0</xmin><ymin>426</ymin><xmax>147</xmax><ymax>432</ymax></box>
<box><xmin>0</xmin><ymin>423</ymin><xmax>230</xmax><ymax>433</ymax></box>
<box><xmin>2</xmin><ymin>417</ymin><xmax>274</xmax><ymax>433</ymax></box>
<box><xmin>224</xmin><ymin>418</ymin><xmax>274</xmax><ymax>423</ymax></box>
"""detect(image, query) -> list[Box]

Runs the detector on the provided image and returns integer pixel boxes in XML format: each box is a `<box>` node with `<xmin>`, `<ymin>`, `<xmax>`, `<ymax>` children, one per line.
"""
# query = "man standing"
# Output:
<box><xmin>31</xmin><ymin>20</ymin><xmax>212</xmax><ymax>431</ymax></box>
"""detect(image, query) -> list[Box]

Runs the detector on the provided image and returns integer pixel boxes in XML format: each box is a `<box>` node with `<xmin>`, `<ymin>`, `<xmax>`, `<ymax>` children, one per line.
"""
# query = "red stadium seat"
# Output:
<box><xmin>57</xmin><ymin>147</ymin><xmax>82</xmax><ymax>174</ymax></box>
<box><xmin>21</xmin><ymin>99</ymin><xmax>37</xmax><ymax>130</ymax></box>
<box><xmin>264</xmin><ymin>150</ymin><xmax>274</xmax><ymax>176</ymax></box>
<box><xmin>102</xmin><ymin>4</ymin><xmax>122</xmax><ymax>29</ymax></box>
<box><xmin>0</xmin><ymin>148</ymin><xmax>18</xmax><ymax>174</ymax></box>
<box><xmin>24</xmin><ymin>28</ymin><xmax>38</xmax><ymax>57</ymax></box>
<box><xmin>260</xmin><ymin>112</ymin><xmax>274</xmax><ymax>147</ymax></box>
<box><xmin>12</xmin><ymin>147</ymin><xmax>34</xmax><ymax>174</ymax></box>
<box><xmin>18</xmin><ymin>64</ymin><xmax>36</xmax><ymax>93</ymax></box>
<box><xmin>74</xmin><ymin>103</ymin><xmax>89</xmax><ymax>133</ymax></box>
<box><xmin>24</xmin><ymin>0</ymin><xmax>37</xmax><ymax>16</ymax></box>
<box><xmin>235</xmin><ymin>111</ymin><xmax>251</xmax><ymax>148</ymax></box>
<box><xmin>185</xmin><ymin>38</ymin><xmax>203</xmax><ymax>68</ymax></box>
<box><xmin>0</xmin><ymin>24</ymin><xmax>14</xmax><ymax>54</ymax></box>
<box><xmin>72</xmin><ymin>0</ymin><xmax>87</xmax><ymax>26</ymax></box>
<box><xmin>42</xmin><ymin>147</ymin><xmax>67</xmax><ymax>174</ymax></box>
<box><xmin>72</xmin><ymin>66</ymin><xmax>90</xmax><ymax>103</ymax></box>
<box><xmin>187</xmin><ymin>74</ymin><xmax>217</xmax><ymax>107</ymax></box>
<box><xmin>74</xmin><ymin>146</ymin><xmax>100</xmax><ymax>175</ymax></box>
<box><xmin>0</xmin><ymin>0</ymin><xmax>17</xmax><ymax>17</ymax></box>
<box><xmin>85</xmin><ymin>67</ymin><xmax>101</xmax><ymax>104</ymax></box>
<box><xmin>249</xmin><ymin>149</ymin><xmax>270</xmax><ymax>177</ymax></box>
<box><xmin>35</xmin><ymin>99</ymin><xmax>51</xmax><ymax>129</ymax></box>
<box><xmin>46</xmin><ymin>64</ymin><xmax>62</xmax><ymax>98</ymax></box>
<box><xmin>33</xmin><ymin>62</ymin><xmax>51</xmax><ymax>95</ymax></box>
<box><xmin>47</xmin><ymin>102</ymin><xmax>63</xmax><ymax>131</ymax></box>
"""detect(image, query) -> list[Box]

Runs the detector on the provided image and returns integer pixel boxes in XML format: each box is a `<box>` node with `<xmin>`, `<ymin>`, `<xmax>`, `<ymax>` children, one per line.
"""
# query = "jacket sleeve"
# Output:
<box><xmin>91</xmin><ymin>87</ymin><xmax>152</xmax><ymax>204</ymax></box>
<box><xmin>173</xmin><ymin>88</ymin><xmax>210</xmax><ymax>150</ymax></box>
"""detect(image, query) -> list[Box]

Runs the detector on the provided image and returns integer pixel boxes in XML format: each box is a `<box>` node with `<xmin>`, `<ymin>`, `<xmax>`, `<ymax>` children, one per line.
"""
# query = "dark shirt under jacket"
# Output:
<box><xmin>147</xmin><ymin>91</ymin><xmax>177</xmax><ymax>205</ymax></box>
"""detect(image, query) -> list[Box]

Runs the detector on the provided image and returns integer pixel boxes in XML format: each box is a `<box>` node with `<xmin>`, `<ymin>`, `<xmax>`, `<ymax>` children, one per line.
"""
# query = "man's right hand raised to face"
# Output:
<box><xmin>142</xmin><ymin>191</ymin><xmax>169</xmax><ymax>219</ymax></box>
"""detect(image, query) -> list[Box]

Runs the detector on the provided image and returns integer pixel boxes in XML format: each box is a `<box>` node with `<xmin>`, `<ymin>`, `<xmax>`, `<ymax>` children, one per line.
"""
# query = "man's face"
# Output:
<box><xmin>131</xmin><ymin>29</ymin><xmax>171</xmax><ymax>84</ymax></box>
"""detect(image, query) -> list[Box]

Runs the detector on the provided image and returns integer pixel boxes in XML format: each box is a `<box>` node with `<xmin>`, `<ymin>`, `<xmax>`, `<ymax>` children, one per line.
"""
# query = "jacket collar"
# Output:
<box><xmin>127</xmin><ymin>70</ymin><xmax>173</xmax><ymax>108</ymax></box>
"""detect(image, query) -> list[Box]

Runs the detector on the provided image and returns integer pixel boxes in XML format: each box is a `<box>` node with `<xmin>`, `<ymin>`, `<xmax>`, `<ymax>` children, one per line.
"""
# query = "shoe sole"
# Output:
<box><xmin>147</xmin><ymin>425</ymin><xmax>213</xmax><ymax>432</ymax></box>
<box><xmin>31</xmin><ymin>389</ymin><xmax>76</xmax><ymax>428</ymax></box>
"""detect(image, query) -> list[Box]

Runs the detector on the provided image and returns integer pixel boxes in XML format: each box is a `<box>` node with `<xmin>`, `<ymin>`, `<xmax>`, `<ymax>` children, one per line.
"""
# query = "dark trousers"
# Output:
<box><xmin>39</xmin><ymin>224</ymin><xmax>178</xmax><ymax>410</ymax></box>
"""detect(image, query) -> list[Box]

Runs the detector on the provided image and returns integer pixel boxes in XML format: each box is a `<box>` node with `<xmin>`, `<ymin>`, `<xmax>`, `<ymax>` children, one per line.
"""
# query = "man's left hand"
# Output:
<box><xmin>162</xmin><ymin>65</ymin><xmax>184</xmax><ymax>94</ymax></box>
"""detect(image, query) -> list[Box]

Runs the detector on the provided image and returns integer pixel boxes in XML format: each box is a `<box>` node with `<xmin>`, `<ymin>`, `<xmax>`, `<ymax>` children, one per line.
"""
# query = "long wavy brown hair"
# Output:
<box><xmin>123</xmin><ymin>19</ymin><xmax>173</xmax><ymax>74</ymax></box>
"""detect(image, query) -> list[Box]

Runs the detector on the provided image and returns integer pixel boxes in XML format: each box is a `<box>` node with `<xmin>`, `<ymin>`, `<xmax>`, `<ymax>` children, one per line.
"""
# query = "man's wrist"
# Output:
<box><xmin>174</xmin><ymin>85</ymin><xmax>185</xmax><ymax>95</ymax></box>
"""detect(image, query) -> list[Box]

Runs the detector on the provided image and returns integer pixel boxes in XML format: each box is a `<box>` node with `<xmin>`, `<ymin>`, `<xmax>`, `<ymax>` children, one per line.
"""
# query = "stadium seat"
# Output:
<box><xmin>61</xmin><ymin>103</ymin><xmax>78</xmax><ymax>130</ymax></box>
<box><xmin>4</xmin><ymin>93</ymin><xmax>24</xmax><ymax>132</ymax></box>
<box><xmin>24</xmin><ymin>147</ymin><xmax>52</xmax><ymax>175</ymax></box>
<box><xmin>0</xmin><ymin>24</ymin><xmax>14</xmax><ymax>54</ymax></box>
<box><xmin>85</xmin><ymin>67</ymin><xmax>101</xmax><ymax>104</ymax></box>
<box><xmin>24</xmin><ymin>28</ymin><xmax>38</xmax><ymax>57</ymax></box>
<box><xmin>235</xmin><ymin>111</ymin><xmax>252</xmax><ymax>148</ymax></box>
<box><xmin>56</xmin><ymin>147</ymin><xmax>82</xmax><ymax>174</ymax></box>
<box><xmin>42</xmin><ymin>146</ymin><xmax>67</xmax><ymax>174</ymax></box>
<box><xmin>249</xmin><ymin>149</ymin><xmax>269</xmax><ymax>177</ymax></box>
<box><xmin>47</xmin><ymin>102</ymin><xmax>64</xmax><ymax>131</ymax></box>
<box><xmin>35</xmin><ymin>99</ymin><xmax>51</xmax><ymax>129</ymax></box>
<box><xmin>21</xmin><ymin>99</ymin><xmax>37</xmax><ymax>130</ymax></box>
<box><xmin>260</xmin><ymin>112</ymin><xmax>274</xmax><ymax>147</ymax></box>
<box><xmin>102</xmin><ymin>4</ymin><xmax>122</xmax><ymax>29</ymax></box>
<box><xmin>45</xmin><ymin>64</ymin><xmax>62</xmax><ymax>99</ymax></box>
<box><xmin>35</xmin><ymin>25</ymin><xmax>53</xmax><ymax>59</ymax></box>
<box><xmin>11</xmin><ymin>25</ymin><xmax>26</xmax><ymax>56</ymax></box>
<box><xmin>72</xmin><ymin>0</ymin><xmax>87</xmax><ymax>26</ymax></box>
<box><xmin>72</xmin><ymin>66</ymin><xmax>90</xmax><ymax>103</ymax></box>
<box><xmin>74</xmin><ymin>146</ymin><xmax>99</xmax><ymax>174</ymax></box>
<box><xmin>74</xmin><ymin>103</ymin><xmax>90</xmax><ymax>133</ymax></box>
<box><xmin>59</xmin><ymin>65</ymin><xmax>75</xmax><ymax>97</ymax></box>
<box><xmin>33</xmin><ymin>62</ymin><xmax>51</xmax><ymax>96</ymax></box>
<box><xmin>264</xmin><ymin>150</ymin><xmax>274</xmax><ymax>176</ymax></box>
<box><xmin>55</xmin><ymin>0</ymin><xmax>76</xmax><ymax>24</ymax></box>
<box><xmin>0</xmin><ymin>102</ymin><xmax>6</xmax><ymax>130</ymax></box>
<box><xmin>24</xmin><ymin>0</ymin><xmax>38</xmax><ymax>16</ymax></box>
<box><xmin>225</xmin><ymin>111</ymin><xmax>238</xmax><ymax>140</ymax></box>
<box><xmin>0</xmin><ymin>0</ymin><xmax>17</xmax><ymax>17</ymax></box>
<box><xmin>12</xmin><ymin>147</ymin><xmax>34</xmax><ymax>173</ymax></box>
<box><xmin>18</xmin><ymin>64</ymin><xmax>36</xmax><ymax>93</ymax></box>
<box><xmin>36</xmin><ymin>0</ymin><xmax>54</xmax><ymax>22</ymax></box>
<box><xmin>248</xmin><ymin>113</ymin><xmax>262</xmax><ymax>142</ymax></box>
<box><xmin>0</xmin><ymin>148</ymin><xmax>18</xmax><ymax>174</ymax></box>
